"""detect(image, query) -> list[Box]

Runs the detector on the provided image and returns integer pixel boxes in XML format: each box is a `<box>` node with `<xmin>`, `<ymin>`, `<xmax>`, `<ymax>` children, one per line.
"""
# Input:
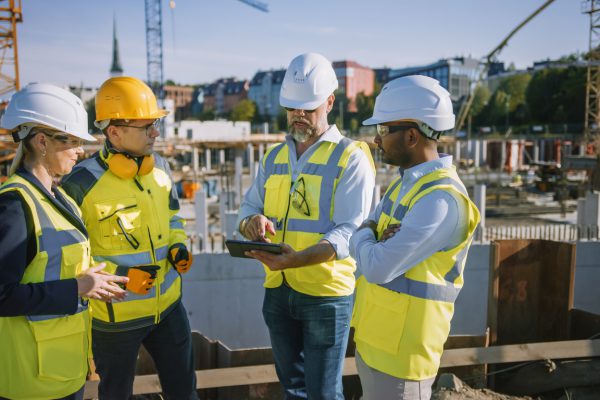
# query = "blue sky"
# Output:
<box><xmin>19</xmin><ymin>0</ymin><xmax>586</xmax><ymax>90</ymax></box>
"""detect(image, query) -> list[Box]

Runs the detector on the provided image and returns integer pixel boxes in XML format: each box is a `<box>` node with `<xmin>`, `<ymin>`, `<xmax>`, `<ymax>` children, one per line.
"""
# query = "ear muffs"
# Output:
<box><xmin>103</xmin><ymin>144</ymin><xmax>154</xmax><ymax>180</ymax></box>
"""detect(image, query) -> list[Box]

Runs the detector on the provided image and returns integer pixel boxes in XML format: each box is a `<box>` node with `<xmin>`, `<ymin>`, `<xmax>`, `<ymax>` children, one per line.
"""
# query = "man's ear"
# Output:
<box><xmin>406</xmin><ymin>128</ymin><xmax>421</xmax><ymax>147</ymax></box>
<box><xmin>105</xmin><ymin>125</ymin><xmax>120</xmax><ymax>143</ymax></box>
<box><xmin>326</xmin><ymin>94</ymin><xmax>335</xmax><ymax>114</ymax></box>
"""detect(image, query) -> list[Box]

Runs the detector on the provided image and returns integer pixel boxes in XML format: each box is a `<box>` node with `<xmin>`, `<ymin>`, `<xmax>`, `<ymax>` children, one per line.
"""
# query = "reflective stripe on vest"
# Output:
<box><xmin>264</xmin><ymin>138</ymin><xmax>352</xmax><ymax>234</ymax></box>
<box><xmin>169</xmin><ymin>216</ymin><xmax>184</xmax><ymax>230</ymax></box>
<box><xmin>378</xmin><ymin>176</ymin><xmax>470</xmax><ymax>303</ymax></box>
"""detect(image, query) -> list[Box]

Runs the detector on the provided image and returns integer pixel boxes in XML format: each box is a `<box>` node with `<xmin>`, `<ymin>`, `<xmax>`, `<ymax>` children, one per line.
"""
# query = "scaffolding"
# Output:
<box><xmin>0</xmin><ymin>0</ymin><xmax>21</xmax><ymax>97</ymax></box>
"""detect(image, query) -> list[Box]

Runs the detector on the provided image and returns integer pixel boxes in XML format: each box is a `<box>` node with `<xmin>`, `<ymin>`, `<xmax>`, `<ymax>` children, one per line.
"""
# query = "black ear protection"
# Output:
<box><xmin>101</xmin><ymin>141</ymin><xmax>154</xmax><ymax>180</ymax></box>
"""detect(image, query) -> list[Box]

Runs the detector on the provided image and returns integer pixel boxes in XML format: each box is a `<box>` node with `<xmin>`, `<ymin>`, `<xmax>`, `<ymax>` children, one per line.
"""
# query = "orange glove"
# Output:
<box><xmin>168</xmin><ymin>243</ymin><xmax>193</xmax><ymax>273</ymax></box>
<box><xmin>126</xmin><ymin>265</ymin><xmax>160</xmax><ymax>295</ymax></box>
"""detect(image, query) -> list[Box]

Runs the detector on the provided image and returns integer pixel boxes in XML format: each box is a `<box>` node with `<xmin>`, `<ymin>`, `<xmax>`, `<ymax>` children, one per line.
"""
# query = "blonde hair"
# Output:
<box><xmin>9</xmin><ymin>141</ymin><xmax>25</xmax><ymax>176</ymax></box>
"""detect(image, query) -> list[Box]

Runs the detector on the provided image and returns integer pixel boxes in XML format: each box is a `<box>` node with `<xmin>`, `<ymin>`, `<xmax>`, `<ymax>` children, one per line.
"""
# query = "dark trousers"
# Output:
<box><xmin>262</xmin><ymin>284</ymin><xmax>353</xmax><ymax>400</ymax></box>
<box><xmin>92</xmin><ymin>302</ymin><xmax>197</xmax><ymax>400</ymax></box>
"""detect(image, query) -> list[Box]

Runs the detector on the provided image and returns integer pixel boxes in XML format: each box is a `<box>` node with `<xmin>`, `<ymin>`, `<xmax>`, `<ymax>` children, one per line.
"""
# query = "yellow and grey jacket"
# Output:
<box><xmin>0</xmin><ymin>175</ymin><xmax>91</xmax><ymax>400</ymax></box>
<box><xmin>259</xmin><ymin>134</ymin><xmax>374</xmax><ymax>297</ymax></box>
<box><xmin>351</xmin><ymin>165</ymin><xmax>480</xmax><ymax>380</ymax></box>
<box><xmin>62</xmin><ymin>151</ymin><xmax>187</xmax><ymax>331</ymax></box>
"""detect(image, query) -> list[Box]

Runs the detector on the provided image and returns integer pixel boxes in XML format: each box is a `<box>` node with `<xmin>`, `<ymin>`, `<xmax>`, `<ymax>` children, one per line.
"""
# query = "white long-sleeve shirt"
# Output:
<box><xmin>349</xmin><ymin>155</ymin><xmax>468</xmax><ymax>284</ymax></box>
<box><xmin>238</xmin><ymin>125</ymin><xmax>375</xmax><ymax>259</ymax></box>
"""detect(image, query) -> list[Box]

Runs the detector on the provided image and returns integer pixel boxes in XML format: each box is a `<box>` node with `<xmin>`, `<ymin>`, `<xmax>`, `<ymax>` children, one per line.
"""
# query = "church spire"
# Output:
<box><xmin>110</xmin><ymin>14</ymin><xmax>123</xmax><ymax>77</ymax></box>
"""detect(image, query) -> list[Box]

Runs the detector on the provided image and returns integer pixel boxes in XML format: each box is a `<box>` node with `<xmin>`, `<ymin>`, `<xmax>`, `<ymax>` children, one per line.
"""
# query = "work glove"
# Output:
<box><xmin>168</xmin><ymin>243</ymin><xmax>193</xmax><ymax>274</ymax></box>
<box><xmin>125</xmin><ymin>265</ymin><xmax>160</xmax><ymax>295</ymax></box>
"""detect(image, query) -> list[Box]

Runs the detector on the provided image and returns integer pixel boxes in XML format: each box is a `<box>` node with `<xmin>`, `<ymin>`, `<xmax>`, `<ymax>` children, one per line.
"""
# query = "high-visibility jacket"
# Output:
<box><xmin>351</xmin><ymin>166</ymin><xmax>480</xmax><ymax>380</ymax></box>
<box><xmin>0</xmin><ymin>175</ymin><xmax>91</xmax><ymax>400</ymax></box>
<box><xmin>262</xmin><ymin>137</ymin><xmax>374</xmax><ymax>297</ymax></box>
<box><xmin>61</xmin><ymin>152</ymin><xmax>187</xmax><ymax>331</ymax></box>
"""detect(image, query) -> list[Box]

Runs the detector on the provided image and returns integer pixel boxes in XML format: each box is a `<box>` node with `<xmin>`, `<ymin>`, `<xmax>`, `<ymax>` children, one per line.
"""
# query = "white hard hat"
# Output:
<box><xmin>363</xmin><ymin>75</ymin><xmax>455</xmax><ymax>133</ymax></box>
<box><xmin>1</xmin><ymin>82</ymin><xmax>95</xmax><ymax>142</ymax></box>
<box><xmin>280</xmin><ymin>52</ymin><xmax>338</xmax><ymax>110</ymax></box>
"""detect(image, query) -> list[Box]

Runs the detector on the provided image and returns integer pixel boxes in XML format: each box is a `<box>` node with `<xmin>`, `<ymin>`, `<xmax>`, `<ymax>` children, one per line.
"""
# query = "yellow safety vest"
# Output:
<box><xmin>351</xmin><ymin>166</ymin><xmax>480</xmax><ymax>380</ymax></box>
<box><xmin>61</xmin><ymin>153</ymin><xmax>187</xmax><ymax>330</ymax></box>
<box><xmin>262</xmin><ymin>137</ymin><xmax>374</xmax><ymax>297</ymax></box>
<box><xmin>0</xmin><ymin>175</ymin><xmax>91</xmax><ymax>400</ymax></box>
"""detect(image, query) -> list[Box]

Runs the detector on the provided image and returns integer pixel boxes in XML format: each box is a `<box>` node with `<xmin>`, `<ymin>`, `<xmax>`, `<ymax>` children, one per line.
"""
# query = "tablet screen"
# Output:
<box><xmin>225</xmin><ymin>239</ymin><xmax>282</xmax><ymax>258</ymax></box>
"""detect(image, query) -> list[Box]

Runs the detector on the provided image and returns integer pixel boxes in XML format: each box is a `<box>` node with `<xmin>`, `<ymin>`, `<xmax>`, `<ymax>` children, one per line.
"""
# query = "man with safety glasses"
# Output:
<box><xmin>61</xmin><ymin>76</ymin><xmax>197</xmax><ymax>399</ymax></box>
<box><xmin>349</xmin><ymin>75</ymin><xmax>481</xmax><ymax>400</ymax></box>
<box><xmin>237</xmin><ymin>53</ymin><xmax>375</xmax><ymax>399</ymax></box>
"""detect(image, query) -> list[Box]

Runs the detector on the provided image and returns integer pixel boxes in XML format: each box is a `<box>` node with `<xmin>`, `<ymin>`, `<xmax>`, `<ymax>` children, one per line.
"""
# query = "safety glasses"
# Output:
<box><xmin>291</xmin><ymin>177</ymin><xmax>310</xmax><ymax>216</ymax></box>
<box><xmin>40</xmin><ymin>130</ymin><xmax>85</xmax><ymax>147</ymax></box>
<box><xmin>376</xmin><ymin>124</ymin><xmax>413</xmax><ymax>137</ymax></box>
<box><xmin>113</xmin><ymin>120</ymin><xmax>160</xmax><ymax>137</ymax></box>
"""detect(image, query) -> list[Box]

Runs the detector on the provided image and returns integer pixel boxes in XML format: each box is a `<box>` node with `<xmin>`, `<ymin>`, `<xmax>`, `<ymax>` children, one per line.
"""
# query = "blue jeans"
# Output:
<box><xmin>92</xmin><ymin>302</ymin><xmax>197</xmax><ymax>400</ymax></box>
<box><xmin>262</xmin><ymin>284</ymin><xmax>353</xmax><ymax>400</ymax></box>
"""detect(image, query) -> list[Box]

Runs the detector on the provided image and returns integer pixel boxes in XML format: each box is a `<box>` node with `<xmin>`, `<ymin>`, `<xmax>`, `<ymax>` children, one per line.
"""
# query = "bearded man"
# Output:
<box><xmin>236</xmin><ymin>52</ymin><xmax>375</xmax><ymax>399</ymax></box>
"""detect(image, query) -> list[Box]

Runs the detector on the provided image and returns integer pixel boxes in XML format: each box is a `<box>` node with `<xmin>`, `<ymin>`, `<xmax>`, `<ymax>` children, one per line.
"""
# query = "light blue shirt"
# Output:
<box><xmin>238</xmin><ymin>125</ymin><xmax>375</xmax><ymax>259</ymax></box>
<box><xmin>349</xmin><ymin>155</ymin><xmax>468</xmax><ymax>284</ymax></box>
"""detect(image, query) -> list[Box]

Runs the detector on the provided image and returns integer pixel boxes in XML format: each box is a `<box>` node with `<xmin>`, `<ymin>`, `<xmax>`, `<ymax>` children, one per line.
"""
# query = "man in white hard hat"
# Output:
<box><xmin>237</xmin><ymin>52</ymin><xmax>375</xmax><ymax>399</ymax></box>
<box><xmin>349</xmin><ymin>75</ymin><xmax>481</xmax><ymax>399</ymax></box>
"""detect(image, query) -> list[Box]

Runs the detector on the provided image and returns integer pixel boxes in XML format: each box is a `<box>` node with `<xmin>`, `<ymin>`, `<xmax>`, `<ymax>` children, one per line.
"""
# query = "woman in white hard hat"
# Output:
<box><xmin>0</xmin><ymin>83</ymin><xmax>129</xmax><ymax>400</ymax></box>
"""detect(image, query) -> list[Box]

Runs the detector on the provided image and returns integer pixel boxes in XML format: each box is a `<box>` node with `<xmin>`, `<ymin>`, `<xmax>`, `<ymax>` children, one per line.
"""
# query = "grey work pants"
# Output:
<box><xmin>356</xmin><ymin>351</ymin><xmax>435</xmax><ymax>400</ymax></box>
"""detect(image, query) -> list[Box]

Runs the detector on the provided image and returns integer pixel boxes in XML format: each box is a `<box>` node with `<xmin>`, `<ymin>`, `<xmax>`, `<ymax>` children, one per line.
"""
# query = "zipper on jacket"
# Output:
<box><xmin>147</xmin><ymin>225</ymin><xmax>160</xmax><ymax>324</ymax></box>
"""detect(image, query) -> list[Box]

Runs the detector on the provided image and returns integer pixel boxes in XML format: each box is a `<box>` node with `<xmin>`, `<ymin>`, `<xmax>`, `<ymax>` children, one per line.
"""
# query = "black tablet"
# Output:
<box><xmin>225</xmin><ymin>239</ymin><xmax>282</xmax><ymax>258</ymax></box>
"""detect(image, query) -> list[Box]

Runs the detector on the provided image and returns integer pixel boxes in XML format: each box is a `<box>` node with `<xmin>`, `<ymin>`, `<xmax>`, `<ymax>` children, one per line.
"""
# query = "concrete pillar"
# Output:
<box><xmin>247</xmin><ymin>143</ymin><xmax>255</xmax><ymax>180</ymax></box>
<box><xmin>533</xmin><ymin>141</ymin><xmax>540</xmax><ymax>163</ymax></box>
<box><xmin>205</xmin><ymin>149</ymin><xmax>212</xmax><ymax>171</ymax></box>
<box><xmin>474</xmin><ymin>139</ymin><xmax>480</xmax><ymax>167</ymax></box>
<box><xmin>224</xmin><ymin>210</ymin><xmax>239</xmax><ymax>241</ymax></box>
<box><xmin>258</xmin><ymin>144</ymin><xmax>265</xmax><ymax>161</ymax></box>
<box><xmin>474</xmin><ymin>184</ymin><xmax>486</xmax><ymax>242</ymax></box>
<box><xmin>455</xmin><ymin>140</ymin><xmax>461</xmax><ymax>161</ymax></box>
<box><xmin>192</xmin><ymin>147</ymin><xmax>199</xmax><ymax>173</ymax></box>
<box><xmin>234</xmin><ymin>149</ymin><xmax>243</xmax><ymax>207</ymax></box>
<box><xmin>467</xmin><ymin>140</ymin><xmax>473</xmax><ymax>160</ymax></box>
<box><xmin>540</xmin><ymin>140</ymin><xmax>545</xmax><ymax>162</ymax></box>
<box><xmin>584</xmin><ymin>192</ymin><xmax>600</xmax><ymax>227</ymax></box>
<box><xmin>194</xmin><ymin>190</ymin><xmax>209</xmax><ymax>252</ymax></box>
<box><xmin>481</xmin><ymin>140</ymin><xmax>487</xmax><ymax>165</ymax></box>
<box><xmin>219</xmin><ymin>191</ymin><xmax>236</xmax><ymax>237</ymax></box>
<box><xmin>219</xmin><ymin>149</ymin><xmax>226</xmax><ymax>165</ymax></box>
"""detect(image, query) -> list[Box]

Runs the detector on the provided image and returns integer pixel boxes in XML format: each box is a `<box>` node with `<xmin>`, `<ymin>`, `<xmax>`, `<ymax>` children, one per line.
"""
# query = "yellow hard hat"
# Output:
<box><xmin>95</xmin><ymin>76</ymin><xmax>169</xmax><ymax>122</ymax></box>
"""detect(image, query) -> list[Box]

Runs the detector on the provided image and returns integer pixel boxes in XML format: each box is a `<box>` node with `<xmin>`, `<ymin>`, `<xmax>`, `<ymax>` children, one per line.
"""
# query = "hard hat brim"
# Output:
<box><xmin>280</xmin><ymin>97</ymin><xmax>327</xmax><ymax>111</ymax></box>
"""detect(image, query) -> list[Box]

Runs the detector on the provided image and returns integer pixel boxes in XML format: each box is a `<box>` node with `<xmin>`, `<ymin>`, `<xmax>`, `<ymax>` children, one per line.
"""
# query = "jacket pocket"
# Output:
<box><xmin>94</xmin><ymin>198</ymin><xmax>142</xmax><ymax>251</ymax></box>
<box><xmin>28</xmin><ymin>314</ymin><xmax>86</xmax><ymax>381</ymax></box>
<box><xmin>354</xmin><ymin>284</ymin><xmax>409</xmax><ymax>355</ymax></box>
<box><xmin>263</xmin><ymin>175</ymin><xmax>291</xmax><ymax>220</ymax></box>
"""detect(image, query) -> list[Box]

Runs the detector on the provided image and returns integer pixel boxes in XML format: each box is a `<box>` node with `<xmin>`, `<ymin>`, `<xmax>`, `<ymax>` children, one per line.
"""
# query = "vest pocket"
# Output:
<box><xmin>354</xmin><ymin>284</ymin><xmax>409</xmax><ymax>355</ymax></box>
<box><xmin>94</xmin><ymin>198</ymin><xmax>142</xmax><ymax>251</ymax></box>
<box><xmin>28</xmin><ymin>315</ymin><xmax>86</xmax><ymax>381</ymax></box>
<box><xmin>263</xmin><ymin>175</ymin><xmax>291</xmax><ymax>220</ymax></box>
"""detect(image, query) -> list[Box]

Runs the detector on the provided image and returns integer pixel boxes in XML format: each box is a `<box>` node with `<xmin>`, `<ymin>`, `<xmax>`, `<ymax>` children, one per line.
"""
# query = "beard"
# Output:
<box><xmin>288</xmin><ymin>117</ymin><xmax>318</xmax><ymax>143</ymax></box>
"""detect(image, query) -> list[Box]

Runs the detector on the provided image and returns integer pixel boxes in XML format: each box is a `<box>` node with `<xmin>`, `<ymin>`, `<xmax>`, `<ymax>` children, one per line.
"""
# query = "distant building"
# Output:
<box><xmin>204</xmin><ymin>78</ymin><xmax>249</xmax><ymax>115</ymax></box>
<box><xmin>110</xmin><ymin>16</ymin><xmax>123</xmax><ymax>77</ymax></box>
<box><xmin>374</xmin><ymin>68</ymin><xmax>391</xmax><ymax>86</ymax></box>
<box><xmin>165</xmin><ymin>120</ymin><xmax>251</xmax><ymax>141</ymax></box>
<box><xmin>333</xmin><ymin>60</ymin><xmax>374</xmax><ymax>112</ymax></box>
<box><xmin>248</xmin><ymin>69</ymin><xmax>286</xmax><ymax>119</ymax></box>
<box><xmin>163</xmin><ymin>85</ymin><xmax>194</xmax><ymax>121</ymax></box>
<box><xmin>388</xmin><ymin>57</ymin><xmax>481</xmax><ymax>102</ymax></box>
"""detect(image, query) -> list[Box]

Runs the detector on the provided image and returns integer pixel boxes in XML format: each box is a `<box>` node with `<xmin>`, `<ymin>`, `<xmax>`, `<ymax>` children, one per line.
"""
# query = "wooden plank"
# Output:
<box><xmin>83</xmin><ymin>339</ymin><xmax>600</xmax><ymax>398</ymax></box>
<box><xmin>488</xmin><ymin>239</ymin><xmax>575</xmax><ymax>346</ymax></box>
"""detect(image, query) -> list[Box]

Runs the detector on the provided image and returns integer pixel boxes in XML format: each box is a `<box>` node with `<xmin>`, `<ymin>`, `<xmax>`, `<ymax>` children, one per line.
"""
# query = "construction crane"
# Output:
<box><xmin>144</xmin><ymin>0</ymin><xmax>268</xmax><ymax>101</ymax></box>
<box><xmin>582</xmin><ymin>0</ymin><xmax>600</xmax><ymax>153</ymax></box>
<box><xmin>454</xmin><ymin>0</ymin><xmax>555</xmax><ymax>136</ymax></box>
<box><xmin>0</xmin><ymin>0</ymin><xmax>22</xmax><ymax>97</ymax></box>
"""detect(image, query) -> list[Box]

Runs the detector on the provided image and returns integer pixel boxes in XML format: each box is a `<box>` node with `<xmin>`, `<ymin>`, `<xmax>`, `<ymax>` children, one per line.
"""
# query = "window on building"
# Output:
<box><xmin>187</xmin><ymin>129</ymin><xmax>193</xmax><ymax>140</ymax></box>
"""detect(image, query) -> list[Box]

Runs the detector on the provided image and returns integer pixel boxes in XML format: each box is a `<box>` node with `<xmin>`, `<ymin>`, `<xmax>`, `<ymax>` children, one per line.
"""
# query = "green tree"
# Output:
<box><xmin>526</xmin><ymin>67</ymin><xmax>585</xmax><ymax>124</ymax></box>
<box><xmin>230</xmin><ymin>99</ymin><xmax>256</xmax><ymax>122</ymax></box>
<box><xmin>355</xmin><ymin>92</ymin><xmax>376</xmax><ymax>128</ymax></box>
<box><xmin>476</xmin><ymin>73</ymin><xmax>531</xmax><ymax>126</ymax></box>
<box><xmin>469</xmin><ymin>85</ymin><xmax>491</xmax><ymax>119</ymax></box>
<box><xmin>85</xmin><ymin>98</ymin><xmax>96</xmax><ymax>132</ymax></box>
